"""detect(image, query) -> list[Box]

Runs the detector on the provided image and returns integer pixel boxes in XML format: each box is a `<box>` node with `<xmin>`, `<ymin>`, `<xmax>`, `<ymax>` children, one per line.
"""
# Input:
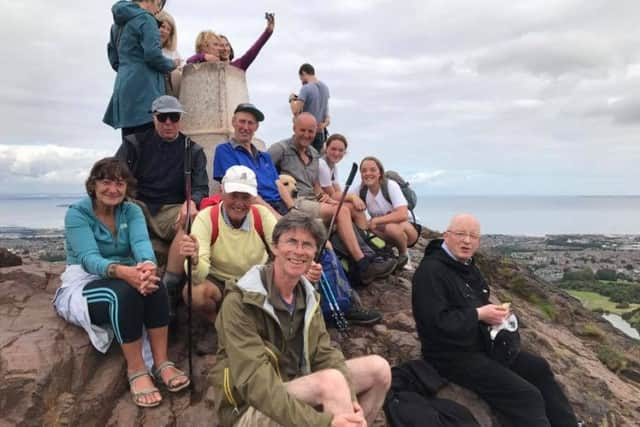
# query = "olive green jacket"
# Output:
<box><xmin>211</xmin><ymin>264</ymin><xmax>354</xmax><ymax>427</ymax></box>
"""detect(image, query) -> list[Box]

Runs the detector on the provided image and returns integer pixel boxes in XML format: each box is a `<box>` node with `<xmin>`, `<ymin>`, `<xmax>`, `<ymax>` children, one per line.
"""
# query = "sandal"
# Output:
<box><xmin>153</xmin><ymin>361</ymin><xmax>191</xmax><ymax>392</ymax></box>
<box><xmin>128</xmin><ymin>370</ymin><xmax>162</xmax><ymax>408</ymax></box>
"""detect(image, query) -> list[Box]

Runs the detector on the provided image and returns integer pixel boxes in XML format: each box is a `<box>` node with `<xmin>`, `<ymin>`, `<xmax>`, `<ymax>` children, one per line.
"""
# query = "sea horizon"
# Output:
<box><xmin>1</xmin><ymin>194</ymin><xmax>639</xmax><ymax>236</ymax></box>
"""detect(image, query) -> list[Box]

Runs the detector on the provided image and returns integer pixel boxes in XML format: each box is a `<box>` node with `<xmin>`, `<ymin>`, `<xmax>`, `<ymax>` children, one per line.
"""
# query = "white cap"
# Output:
<box><xmin>222</xmin><ymin>165</ymin><xmax>257</xmax><ymax>196</ymax></box>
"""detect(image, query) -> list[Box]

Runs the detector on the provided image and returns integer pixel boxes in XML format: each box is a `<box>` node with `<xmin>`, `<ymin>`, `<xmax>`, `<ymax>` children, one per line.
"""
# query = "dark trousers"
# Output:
<box><xmin>83</xmin><ymin>278</ymin><xmax>169</xmax><ymax>344</ymax></box>
<box><xmin>431</xmin><ymin>351</ymin><xmax>578</xmax><ymax>427</ymax></box>
<box><xmin>312</xmin><ymin>130</ymin><xmax>327</xmax><ymax>152</ymax></box>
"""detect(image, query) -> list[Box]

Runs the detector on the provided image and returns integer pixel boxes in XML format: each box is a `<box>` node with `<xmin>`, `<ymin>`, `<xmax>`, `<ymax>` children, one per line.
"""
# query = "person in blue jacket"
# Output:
<box><xmin>53</xmin><ymin>157</ymin><xmax>190</xmax><ymax>408</ymax></box>
<box><xmin>103</xmin><ymin>0</ymin><xmax>178</xmax><ymax>137</ymax></box>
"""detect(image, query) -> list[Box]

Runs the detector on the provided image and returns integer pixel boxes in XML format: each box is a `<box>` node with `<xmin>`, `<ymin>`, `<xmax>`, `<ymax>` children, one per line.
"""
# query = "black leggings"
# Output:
<box><xmin>83</xmin><ymin>278</ymin><xmax>169</xmax><ymax>344</ymax></box>
<box><xmin>431</xmin><ymin>351</ymin><xmax>578</xmax><ymax>427</ymax></box>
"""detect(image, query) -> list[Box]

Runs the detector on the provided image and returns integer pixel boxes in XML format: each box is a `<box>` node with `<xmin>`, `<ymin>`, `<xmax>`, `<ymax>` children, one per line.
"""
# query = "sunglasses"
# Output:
<box><xmin>156</xmin><ymin>112</ymin><xmax>181</xmax><ymax>123</ymax></box>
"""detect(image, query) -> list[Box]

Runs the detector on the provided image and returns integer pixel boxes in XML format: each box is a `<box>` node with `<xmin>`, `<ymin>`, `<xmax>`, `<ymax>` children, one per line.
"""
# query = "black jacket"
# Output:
<box><xmin>412</xmin><ymin>239</ymin><xmax>491</xmax><ymax>361</ymax></box>
<box><xmin>115</xmin><ymin>129</ymin><xmax>209</xmax><ymax>214</ymax></box>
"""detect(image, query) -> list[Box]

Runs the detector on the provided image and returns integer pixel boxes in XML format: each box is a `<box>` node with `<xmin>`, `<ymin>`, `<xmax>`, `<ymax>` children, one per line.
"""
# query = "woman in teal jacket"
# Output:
<box><xmin>53</xmin><ymin>157</ymin><xmax>190</xmax><ymax>408</ymax></box>
<box><xmin>103</xmin><ymin>0</ymin><xmax>177</xmax><ymax>136</ymax></box>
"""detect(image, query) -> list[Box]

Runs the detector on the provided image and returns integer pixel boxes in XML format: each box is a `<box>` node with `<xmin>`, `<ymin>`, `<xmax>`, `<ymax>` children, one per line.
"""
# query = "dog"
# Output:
<box><xmin>278</xmin><ymin>174</ymin><xmax>298</xmax><ymax>199</ymax></box>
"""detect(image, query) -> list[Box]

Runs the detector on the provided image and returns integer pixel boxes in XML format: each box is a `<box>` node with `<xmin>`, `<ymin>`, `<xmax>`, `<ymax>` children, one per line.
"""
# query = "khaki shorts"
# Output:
<box><xmin>293</xmin><ymin>197</ymin><xmax>322</xmax><ymax>218</ymax></box>
<box><xmin>234</xmin><ymin>407</ymin><xmax>283</xmax><ymax>427</ymax></box>
<box><xmin>135</xmin><ymin>201</ymin><xmax>182</xmax><ymax>242</ymax></box>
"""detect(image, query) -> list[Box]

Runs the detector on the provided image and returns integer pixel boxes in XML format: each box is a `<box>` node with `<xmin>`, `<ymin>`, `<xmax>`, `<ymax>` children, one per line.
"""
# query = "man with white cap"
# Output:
<box><xmin>115</xmin><ymin>95</ymin><xmax>209</xmax><ymax>320</ymax></box>
<box><xmin>178</xmin><ymin>165</ymin><xmax>278</xmax><ymax>323</ymax></box>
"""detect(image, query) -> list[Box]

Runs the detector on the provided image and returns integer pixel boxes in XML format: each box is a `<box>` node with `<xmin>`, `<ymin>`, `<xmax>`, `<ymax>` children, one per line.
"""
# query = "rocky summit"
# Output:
<box><xmin>1</xmin><ymin>231</ymin><xmax>640</xmax><ymax>426</ymax></box>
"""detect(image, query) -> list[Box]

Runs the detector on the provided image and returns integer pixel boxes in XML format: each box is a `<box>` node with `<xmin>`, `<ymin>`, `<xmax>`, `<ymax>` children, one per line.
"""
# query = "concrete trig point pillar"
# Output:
<box><xmin>179</xmin><ymin>62</ymin><xmax>266</xmax><ymax>192</ymax></box>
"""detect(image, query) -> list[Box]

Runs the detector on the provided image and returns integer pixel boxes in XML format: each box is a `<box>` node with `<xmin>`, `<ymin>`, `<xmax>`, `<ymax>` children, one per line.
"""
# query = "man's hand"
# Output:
<box><xmin>178</xmin><ymin>234</ymin><xmax>199</xmax><ymax>266</ymax></box>
<box><xmin>331</xmin><ymin>413</ymin><xmax>367</xmax><ymax>427</ymax></box>
<box><xmin>304</xmin><ymin>261</ymin><xmax>322</xmax><ymax>283</ymax></box>
<box><xmin>176</xmin><ymin>200</ymin><xmax>198</xmax><ymax>229</ymax></box>
<box><xmin>477</xmin><ymin>304</ymin><xmax>509</xmax><ymax>326</ymax></box>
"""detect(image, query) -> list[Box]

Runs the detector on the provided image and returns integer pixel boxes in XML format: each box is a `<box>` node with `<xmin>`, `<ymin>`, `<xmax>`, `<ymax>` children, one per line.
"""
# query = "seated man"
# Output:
<box><xmin>213</xmin><ymin>103</ymin><xmax>289</xmax><ymax>217</ymax></box>
<box><xmin>269</xmin><ymin>113</ymin><xmax>396</xmax><ymax>284</ymax></box>
<box><xmin>412</xmin><ymin>213</ymin><xmax>579</xmax><ymax>427</ymax></box>
<box><xmin>115</xmin><ymin>95</ymin><xmax>208</xmax><ymax>311</ymax></box>
<box><xmin>178</xmin><ymin>165</ymin><xmax>277</xmax><ymax>323</ymax></box>
<box><xmin>212</xmin><ymin>211</ymin><xmax>391</xmax><ymax>427</ymax></box>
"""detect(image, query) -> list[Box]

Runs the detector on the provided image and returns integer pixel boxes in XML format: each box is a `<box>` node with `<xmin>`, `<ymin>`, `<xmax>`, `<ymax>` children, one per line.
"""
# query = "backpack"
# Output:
<box><xmin>384</xmin><ymin>360</ymin><xmax>480</xmax><ymax>427</ymax></box>
<box><xmin>359</xmin><ymin>171</ymin><xmax>418</xmax><ymax>222</ymax></box>
<box><xmin>318</xmin><ymin>248</ymin><xmax>352</xmax><ymax>322</ymax></box>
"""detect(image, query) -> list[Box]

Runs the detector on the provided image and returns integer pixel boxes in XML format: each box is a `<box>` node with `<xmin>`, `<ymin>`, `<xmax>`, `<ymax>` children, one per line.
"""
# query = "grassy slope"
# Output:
<box><xmin>567</xmin><ymin>290</ymin><xmax>640</xmax><ymax>314</ymax></box>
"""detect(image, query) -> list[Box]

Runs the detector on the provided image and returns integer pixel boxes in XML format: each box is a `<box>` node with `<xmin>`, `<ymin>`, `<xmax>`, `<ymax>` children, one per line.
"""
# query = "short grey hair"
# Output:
<box><xmin>272</xmin><ymin>211</ymin><xmax>326</xmax><ymax>249</ymax></box>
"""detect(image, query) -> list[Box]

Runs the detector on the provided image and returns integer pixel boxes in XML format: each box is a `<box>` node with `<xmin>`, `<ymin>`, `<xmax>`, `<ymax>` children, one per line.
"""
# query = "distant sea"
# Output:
<box><xmin>1</xmin><ymin>194</ymin><xmax>639</xmax><ymax>236</ymax></box>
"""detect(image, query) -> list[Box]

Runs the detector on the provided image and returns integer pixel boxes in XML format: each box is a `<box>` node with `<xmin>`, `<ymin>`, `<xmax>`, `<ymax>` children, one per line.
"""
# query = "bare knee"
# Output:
<box><xmin>367</xmin><ymin>356</ymin><xmax>391</xmax><ymax>390</ymax></box>
<box><xmin>315</xmin><ymin>368</ymin><xmax>350</xmax><ymax>399</ymax></box>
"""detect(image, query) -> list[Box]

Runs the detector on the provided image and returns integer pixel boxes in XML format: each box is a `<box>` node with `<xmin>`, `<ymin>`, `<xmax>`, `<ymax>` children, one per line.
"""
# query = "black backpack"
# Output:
<box><xmin>384</xmin><ymin>360</ymin><xmax>480</xmax><ymax>427</ymax></box>
<box><xmin>359</xmin><ymin>171</ymin><xmax>418</xmax><ymax>222</ymax></box>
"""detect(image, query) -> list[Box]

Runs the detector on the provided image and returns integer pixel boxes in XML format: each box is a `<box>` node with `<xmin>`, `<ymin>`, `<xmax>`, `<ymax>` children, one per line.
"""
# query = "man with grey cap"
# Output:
<box><xmin>115</xmin><ymin>95</ymin><xmax>209</xmax><ymax>319</ymax></box>
<box><xmin>213</xmin><ymin>103</ymin><xmax>291</xmax><ymax>218</ymax></box>
<box><xmin>177</xmin><ymin>165</ymin><xmax>279</xmax><ymax>324</ymax></box>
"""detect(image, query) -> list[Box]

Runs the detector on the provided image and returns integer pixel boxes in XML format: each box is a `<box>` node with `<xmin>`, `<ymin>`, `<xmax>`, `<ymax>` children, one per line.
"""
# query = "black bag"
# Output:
<box><xmin>488</xmin><ymin>329</ymin><xmax>521</xmax><ymax>366</ymax></box>
<box><xmin>384</xmin><ymin>360</ymin><xmax>480</xmax><ymax>427</ymax></box>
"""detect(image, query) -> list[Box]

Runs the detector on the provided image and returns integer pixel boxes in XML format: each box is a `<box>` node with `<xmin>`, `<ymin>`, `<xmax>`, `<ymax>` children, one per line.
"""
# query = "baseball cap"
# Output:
<box><xmin>150</xmin><ymin>95</ymin><xmax>185</xmax><ymax>114</ymax></box>
<box><xmin>222</xmin><ymin>165</ymin><xmax>258</xmax><ymax>196</ymax></box>
<box><xmin>234</xmin><ymin>103</ymin><xmax>265</xmax><ymax>122</ymax></box>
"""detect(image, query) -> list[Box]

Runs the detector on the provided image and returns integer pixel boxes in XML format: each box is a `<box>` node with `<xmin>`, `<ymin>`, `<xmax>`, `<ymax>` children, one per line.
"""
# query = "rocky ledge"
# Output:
<box><xmin>1</xmin><ymin>231</ymin><xmax>640</xmax><ymax>426</ymax></box>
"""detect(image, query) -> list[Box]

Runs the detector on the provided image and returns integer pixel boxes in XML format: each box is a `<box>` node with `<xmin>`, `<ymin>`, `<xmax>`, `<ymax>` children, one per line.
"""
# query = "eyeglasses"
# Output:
<box><xmin>156</xmin><ymin>112</ymin><xmax>181</xmax><ymax>123</ymax></box>
<box><xmin>447</xmin><ymin>230</ymin><xmax>481</xmax><ymax>241</ymax></box>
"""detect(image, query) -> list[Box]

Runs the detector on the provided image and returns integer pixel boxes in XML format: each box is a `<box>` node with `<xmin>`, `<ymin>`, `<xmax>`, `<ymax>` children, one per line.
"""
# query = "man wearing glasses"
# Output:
<box><xmin>115</xmin><ymin>95</ymin><xmax>209</xmax><ymax>316</ymax></box>
<box><xmin>412</xmin><ymin>214</ymin><xmax>579</xmax><ymax>427</ymax></box>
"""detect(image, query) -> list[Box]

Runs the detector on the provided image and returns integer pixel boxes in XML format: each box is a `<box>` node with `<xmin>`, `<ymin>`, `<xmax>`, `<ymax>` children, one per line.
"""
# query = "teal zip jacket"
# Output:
<box><xmin>64</xmin><ymin>196</ymin><xmax>156</xmax><ymax>276</ymax></box>
<box><xmin>103</xmin><ymin>0</ymin><xmax>176</xmax><ymax>129</ymax></box>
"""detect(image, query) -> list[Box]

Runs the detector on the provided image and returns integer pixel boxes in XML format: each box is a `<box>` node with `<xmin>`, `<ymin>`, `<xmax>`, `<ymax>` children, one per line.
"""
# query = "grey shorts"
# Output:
<box><xmin>293</xmin><ymin>197</ymin><xmax>322</xmax><ymax>218</ymax></box>
<box><xmin>234</xmin><ymin>407</ymin><xmax>283</xmax><ymax>427</ymax></box>
<box><xmin>135</xmin><ymin>201</ymin><xmax>182</xmax><ymax>242</ymax></box>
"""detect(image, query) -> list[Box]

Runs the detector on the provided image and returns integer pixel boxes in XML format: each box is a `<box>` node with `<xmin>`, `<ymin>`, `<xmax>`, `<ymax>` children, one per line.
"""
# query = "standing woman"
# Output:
<box><xmin>318</xmin><ymin>133</ymin><xmax>368</xmax><ymax>230</ymax></box>
<box><xmin>156</xmin><ymin>10</ymin><xmax>182</xmax><ymax>97</ymax></box>
<box><xmin>104</xmin><ymin>0</ymin><xmax>178</xmax><ymax>137</ymax></box>
<box><xmin>355</xmin><ymin>156</ymin><xmax>419</xmax><ymax>270</ymax></box>
<box><xmin>53</xmin><ymin>158</ymin><xmax>189</xmax><ymax>408</ymax></box>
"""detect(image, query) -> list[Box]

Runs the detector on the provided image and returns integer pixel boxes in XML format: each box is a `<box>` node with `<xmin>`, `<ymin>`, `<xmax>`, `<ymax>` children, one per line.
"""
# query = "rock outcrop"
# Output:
<box><xmin>0</xmin><ymin>247</ymin><xmax>22</xmax><ymax>267</ymax></box>
<box><xmin>2</xmin><ymin>232</ymin><xmax>640</xmax><ymax>426</ymax></box>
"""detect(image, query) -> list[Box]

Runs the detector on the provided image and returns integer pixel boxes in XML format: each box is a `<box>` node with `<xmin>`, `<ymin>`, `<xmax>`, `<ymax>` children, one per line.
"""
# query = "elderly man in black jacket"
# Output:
<box><xmin>412</xmin><ymin>213</ymin><xmax>579</xmax><ymax>427</ymax></box>
<box><xmin>115</xmin><ymin>95</ymin><xmax>209</xmax><ymax>314</ymax></box>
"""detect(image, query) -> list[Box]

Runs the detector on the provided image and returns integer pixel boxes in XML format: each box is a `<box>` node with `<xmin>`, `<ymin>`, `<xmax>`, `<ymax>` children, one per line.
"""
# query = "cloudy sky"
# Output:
<box><xmin>2</xmin><ymin>0</ymin><xmax>639</xmax><ymax>196</ymax></box>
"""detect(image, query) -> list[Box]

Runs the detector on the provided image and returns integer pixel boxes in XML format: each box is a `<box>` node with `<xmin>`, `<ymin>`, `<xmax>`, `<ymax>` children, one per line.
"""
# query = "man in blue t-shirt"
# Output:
<box><xmin>213</xmin><ymin>103</ymin><xmax>290</xmax><ymax>217</ymax></box>
<box><xmin>289</xmin><ymin>63</ymin><xmax>330</xmax><ymax>152</ymax></box>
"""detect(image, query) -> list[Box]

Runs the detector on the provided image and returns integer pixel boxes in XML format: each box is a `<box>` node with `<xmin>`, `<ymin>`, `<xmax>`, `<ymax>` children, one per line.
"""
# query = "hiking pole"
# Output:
<box><xmin>315</xmin><ymin>162</ymin><xmax>358</xmax><ymax>260</ymax></box>
<box><xmin>320</xmin><ymin>271</ymin><xmax>349</xmax><ymax>334</ymax></box>
<box><xmin>184</xmin><ymin>136</ymin><xmax>193</xmax><ymax>380</ymax></box>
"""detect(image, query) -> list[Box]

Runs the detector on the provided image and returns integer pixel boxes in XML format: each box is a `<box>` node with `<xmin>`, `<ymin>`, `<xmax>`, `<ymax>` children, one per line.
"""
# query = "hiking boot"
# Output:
<box><xmin>360</xmin><ymin>257</ymin><xmax>397</xmax><ymax>284</ymax></box>
<box><xmin>395</xmin><ymin>254</ymin><xmax>409</xmax><ymax>271</ymax></box>
<box><xmin>344</xmin><ymin>306</ymin><xmax>382</xmax><ymax>326</ymax></box>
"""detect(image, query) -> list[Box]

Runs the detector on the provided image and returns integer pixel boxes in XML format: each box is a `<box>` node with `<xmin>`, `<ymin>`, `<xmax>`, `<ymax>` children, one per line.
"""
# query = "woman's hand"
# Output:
<box><xmin>137</xmin><ymin>262</ymin><xmax>160</xmax><ymax>295</ymax></box>
<box><xmin>368</xmin><ymin>217</ymin><xmax>385</xmax><ymax>232</ymax></box>
<box><xmin>178</xmin><ymin>234</ymin><xmax>199</xmax><ymax>266</ymax></box>
<box><xmin>265</xmin><ymin>12</ymin><xmax>275</xmax><ymax>32</ymax></box>
<box><xmin>351</xmin><ymin>196</ymin><xmax>366</xmax><ymax>211</ymax></box>
<box><xmin>204</xmin><ymin>53</ymin><xmax>219</xmax><ymax>63</ymax></box>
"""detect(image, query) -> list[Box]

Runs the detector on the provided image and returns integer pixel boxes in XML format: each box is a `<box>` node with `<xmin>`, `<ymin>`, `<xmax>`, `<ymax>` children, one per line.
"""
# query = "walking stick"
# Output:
<box><xmin>314</xmin><ymin>162</ymin><xmax>358</xmax><ymax>335</ymax></box>
<box><xmin>184</xmin><ymin>136</ymin><xmax>193</xmax><ymax>380</ymax></box>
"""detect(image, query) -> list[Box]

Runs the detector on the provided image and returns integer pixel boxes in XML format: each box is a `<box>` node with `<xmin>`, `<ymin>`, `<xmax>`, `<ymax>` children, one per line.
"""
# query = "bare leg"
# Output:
<box><xmin>345</xmin><ymin>202</ymin><xmax>368</xmax><ymax>230</ymax></box>
<box><xmin>182</xmin><ymin>280</ymin><xmax>222</xmax><ymax>323</ymax></box>
<box><xmin>373</xmin><ymin>223</ymin><xmax>408</xmax><ymax>255</ymax></box>
<box><xmin>147</xmin><ymin>326</ymin><xmax>189</xmax><ymax>388</ymax></box>
<box><xmin>121</xmin><ymin>339</ymin><xmax>162</xmax><ymax>406</ymax></box>
<box><xmin>166</xmin><ymin>227</ymin><xmax>186</xmax><ymax>274</ymax></box>
<box><xmin>285</xmin><ymin>368</ymin><xmax>354</xmax><ymax>416</ymax></box>
<box><xmin>346</xmin><ymin>356</ymin><xmax>392</xmax><ymax>425</ymax></box>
